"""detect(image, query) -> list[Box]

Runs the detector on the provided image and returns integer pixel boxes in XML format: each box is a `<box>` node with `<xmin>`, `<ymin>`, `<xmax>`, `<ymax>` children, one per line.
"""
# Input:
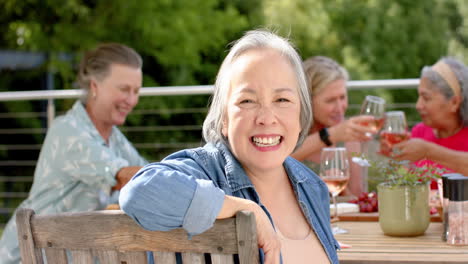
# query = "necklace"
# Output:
<box><xmin>434</xmin><ymin>124</ymin><xmax>463</xmax><ymax>138</ymax></box>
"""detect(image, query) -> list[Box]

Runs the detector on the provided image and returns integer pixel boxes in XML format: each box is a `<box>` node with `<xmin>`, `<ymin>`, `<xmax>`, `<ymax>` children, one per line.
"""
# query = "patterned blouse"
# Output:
<box><xmin>0</xmin><ymin>100</ymin><xmax>147</xmax><ymax>264</ymax></box>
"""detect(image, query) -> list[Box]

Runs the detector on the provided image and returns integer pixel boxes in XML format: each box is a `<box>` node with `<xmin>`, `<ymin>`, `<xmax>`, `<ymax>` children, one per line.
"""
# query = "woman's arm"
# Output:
<box><xmin>343</xmin><ymin>141</ymin><xmax>364</xmax><ymax>196</ymax></box>
<box><xmin>120</xmin><ymin>161</ymin><xmax>225</xmax><ymax>235</ymax></box>
<box><xmin>394</xmin><ymin>138</ymin><xmax>468</xmax><ymax>175</ymax></box>
<box><xmin>291</xmin><ymin>132</ymin><xmax>327</xmax><ymax>161</ymax></box>
<box><xmin>292</xmin><ymin>115</ymin><xmax>376</xmax><ymax>161</ymax></box>
<box><xmin>218</xmin><ymin>196</ymin><xmax>281</xmax><ymax>264</ymax></box>
<box><xmin>120</xmin><ymin>163</ymin><xmax>281</xmax><ymax>264</ymax></box>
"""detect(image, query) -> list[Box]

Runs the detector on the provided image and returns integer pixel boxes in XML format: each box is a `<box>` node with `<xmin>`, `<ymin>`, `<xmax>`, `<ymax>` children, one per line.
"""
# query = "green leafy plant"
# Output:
<box><xmin>353</xmin><ymin>155</ymin><xmax>447</xmax><ymax>187</ymax></box>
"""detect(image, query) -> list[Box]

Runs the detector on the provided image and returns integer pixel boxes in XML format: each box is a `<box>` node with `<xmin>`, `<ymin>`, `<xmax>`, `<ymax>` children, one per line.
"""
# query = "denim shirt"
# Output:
<box><xmin>120</xmin><ymin>143</ymin><xmax>339</xmax><ymax>264</ymax></box>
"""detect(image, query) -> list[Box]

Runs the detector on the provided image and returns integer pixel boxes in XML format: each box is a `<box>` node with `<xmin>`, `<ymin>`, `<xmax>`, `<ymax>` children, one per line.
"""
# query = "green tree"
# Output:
<box><xmin>0</xmin><ymin>0</ymin><xmax>263</xmax><ymax>159</ymax></box>
<box><xmin>263</xmin><ymin>0</ymin><xmax>462</xmax><ymax>121</ymax></box>
<box><xmin>0</xmin><ymin>0</ymin><xmax>258</xmax><ymax>86</ymax></box>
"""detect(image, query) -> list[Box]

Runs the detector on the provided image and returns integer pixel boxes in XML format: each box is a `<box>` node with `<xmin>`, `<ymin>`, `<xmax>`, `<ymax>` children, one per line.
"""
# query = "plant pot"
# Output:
<box><xmin>377</xmin><ymin>183</ymin><xmax>430</xmax><ymax>237</ymax></box>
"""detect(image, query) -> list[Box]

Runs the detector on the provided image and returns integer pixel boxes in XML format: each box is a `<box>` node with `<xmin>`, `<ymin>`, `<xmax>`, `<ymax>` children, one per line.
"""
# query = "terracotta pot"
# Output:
<box><xmin>377</xmin><ymin>183</ymin><xmax>430</xmax><ymax>236</ymax></box>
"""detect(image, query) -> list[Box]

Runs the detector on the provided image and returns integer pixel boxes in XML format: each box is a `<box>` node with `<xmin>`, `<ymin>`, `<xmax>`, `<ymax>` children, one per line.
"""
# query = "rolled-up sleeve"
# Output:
<box><xmin>183</xmin><ymin>179</ymin><xmax>225</xmax><ymax>234</ymax></box>
<box><xmin>120</xmin><ymin>162</ymin><xmax>225</xmax><ymax>236</ymax></box>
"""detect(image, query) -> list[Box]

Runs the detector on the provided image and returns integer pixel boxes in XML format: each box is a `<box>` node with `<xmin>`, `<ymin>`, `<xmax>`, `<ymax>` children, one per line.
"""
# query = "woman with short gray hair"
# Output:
<box><xmin>121</xmin><ymin>30</ymin><xmax>339</xmax><ymax>264</ymax></box>
<box><xmin>203</xmin><ymin>30</ymin><xmax>312</xmax><ymax>150</ymax></box>
<box><xmin>393</xmin><ymin>57</ymin><xmax>468</xmax><ymax>184</ymax></box>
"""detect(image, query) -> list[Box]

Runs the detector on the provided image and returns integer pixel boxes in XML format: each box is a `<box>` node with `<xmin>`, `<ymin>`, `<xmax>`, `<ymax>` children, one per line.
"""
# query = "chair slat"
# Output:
<box><xmin>44</xmin><ymin>248</ymin><xmax>67</xmax><ymax>264</ymax></box>
<box><xmin>153</xmin><ymin>251</ymin><xmax>177</xmax><ymax>264</ymax></box>
<box><xmin>211</xmin><ymin>253</ymin><xmax>234</xmax><ymax>264</ymax></box>
<box><xmin>30</xmin><ymin>211</ymin><xmax>238</xmax><ymax>254</ymax></box>
<box><xmin>16</xmin><ymin>209</ymin><xmax>43</xmax><ymax>264</ymax></box>
<box><xmin>93</xmin><ymin>249</ymin><xmax>120</xmax><ymax>264</ymax></box>
<box><xmin>182</xmin><ymin>252</ymin><xmax>205</xmax><ymax>264</ymax></box>
<box><xmin>70</xmin><ymin>249</ymin><xmax>93</xmax><ymax>263</ymax></box>
<box><xmin>236</xmin><ymin>211</ymin><xmax>259</xmax><ymax>263</ymax></box>
<box><xmin>120</xmin><ymin>251</ymin><xmax>147</xmax><ymax>264</ymax></box>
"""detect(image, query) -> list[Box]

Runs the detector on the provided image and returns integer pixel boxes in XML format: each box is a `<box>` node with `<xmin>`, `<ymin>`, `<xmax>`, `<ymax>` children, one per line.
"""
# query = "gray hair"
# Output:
<box><xmin>202</xmin><ymin>29</ymin><xmax>312</xmax><ymax>150</ymax></box>
<box><xmin>303</xmin><ymin>56</ymin><xmax>349</xmax><ymax>96</ymax></box>
<box><xmin>77</xmin><ymin>43</ymin><xmax>142</xmax><ymax>102</ymax></box>
<box><xmin>421</xmin><ymin>57</ymin><xmax>468</xmax><ymax>126</ymax></box>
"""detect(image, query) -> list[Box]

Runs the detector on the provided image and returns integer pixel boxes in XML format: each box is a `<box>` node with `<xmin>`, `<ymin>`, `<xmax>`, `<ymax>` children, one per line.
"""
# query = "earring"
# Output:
<box><xmin>92</xmin><ymin>92</ymin><xmax>96</xmax><ymax>99</ymax></box>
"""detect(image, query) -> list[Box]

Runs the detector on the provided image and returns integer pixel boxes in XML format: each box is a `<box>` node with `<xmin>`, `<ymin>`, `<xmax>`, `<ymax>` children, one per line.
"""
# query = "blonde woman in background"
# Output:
<box><xmin>292</xmin><ymin>56</ymin><xmax>376</xmax><ymax>196</ymax></box>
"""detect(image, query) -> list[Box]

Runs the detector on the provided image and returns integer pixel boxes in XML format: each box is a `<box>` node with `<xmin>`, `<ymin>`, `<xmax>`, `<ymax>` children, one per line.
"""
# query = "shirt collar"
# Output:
<box><xmin>72</xmin><ymin>100</ymin><xmax>116</xmax><ymax>145</ymax></box>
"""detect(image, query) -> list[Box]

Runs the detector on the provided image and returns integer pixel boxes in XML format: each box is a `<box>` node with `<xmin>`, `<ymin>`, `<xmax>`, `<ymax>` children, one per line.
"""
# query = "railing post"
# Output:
<box><xmin>46</xmin><ymin>67</ymin><xmax>55</xmax><ymax>128</ymax></box>
<box><xmin>47</xmin><ymin>98</ymin><xmax>55</xmax><ymax>128</ymax></box>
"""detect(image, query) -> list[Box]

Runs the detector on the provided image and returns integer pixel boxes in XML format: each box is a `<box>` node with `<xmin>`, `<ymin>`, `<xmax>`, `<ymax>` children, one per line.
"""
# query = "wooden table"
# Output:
<box><xmin>335</xmin><ymin>221</ymin><xmax>468</xmax><ymax>263</ymax></box>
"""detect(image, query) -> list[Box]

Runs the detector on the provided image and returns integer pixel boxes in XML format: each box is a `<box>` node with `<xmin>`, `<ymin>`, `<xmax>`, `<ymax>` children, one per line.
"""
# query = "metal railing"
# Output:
<box><xmin>0</xmin><ymin>79</ymin><xmax>420</xmax><ymax>224</ymax></box>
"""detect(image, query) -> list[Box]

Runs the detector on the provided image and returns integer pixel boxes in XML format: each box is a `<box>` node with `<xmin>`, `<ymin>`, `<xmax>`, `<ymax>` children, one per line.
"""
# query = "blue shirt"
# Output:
<box><xmin>120</xmin><ymin>143</ymin><xmax>339</xmax><ymax>263</ymax></box>
<box><xmin>0</xmin><ymin>101</ymin><xmax>147</xmax><ymax>264</ymax></box>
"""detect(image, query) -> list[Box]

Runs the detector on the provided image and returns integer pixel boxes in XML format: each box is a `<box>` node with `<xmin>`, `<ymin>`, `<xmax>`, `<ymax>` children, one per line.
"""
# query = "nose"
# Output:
<box><xmin>256</xmin><ymin>105</ymin><xmax>277</xmax><ymax>126</ymax></box>
<box><xmin>334</xmin><ymin>99</ymin><xmax>347</xmax><ymax>116</ymax></box>
<box><xmin>338</xmin><ymin>99</ymin><xmax>347</xmax><ymax>114</ymax></box>
<box><xmin>126</xmin><ymin>92</ymin><xmax>139</xmax><ymax>108</ymax></box>
<box><xmin>415</xmin><ymin>96</ymin><xmax>423</xmax><ymax>112</ymax></box>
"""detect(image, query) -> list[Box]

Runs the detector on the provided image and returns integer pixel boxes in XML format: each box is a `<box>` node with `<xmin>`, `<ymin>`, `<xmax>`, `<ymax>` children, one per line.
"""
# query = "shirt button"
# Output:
<box><xmin>105</xmin><ymin>167</ymin><xmax>110</xmax><ymax>173</ymax></box>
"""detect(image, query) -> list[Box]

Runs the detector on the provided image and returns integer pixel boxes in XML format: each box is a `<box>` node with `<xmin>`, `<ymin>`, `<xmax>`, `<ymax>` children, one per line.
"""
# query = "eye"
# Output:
<box><xmin>277</xmin><ymin>98</ymin><xmax>290</xmax><ymax>103</ymax></box>
<box><xmin>237</xmin><ymin>98</ymin><xmax>257</xmax><ymax>109</ymax></box>
<box><xmin>119</xmin><ymin>86</ymin><xmax>130</xmax><ymax>93</ymax></box>
<box><xmin>240</xmin><ymin>99</ymin><xmax>254</xmax><ymax>104</ymax></box>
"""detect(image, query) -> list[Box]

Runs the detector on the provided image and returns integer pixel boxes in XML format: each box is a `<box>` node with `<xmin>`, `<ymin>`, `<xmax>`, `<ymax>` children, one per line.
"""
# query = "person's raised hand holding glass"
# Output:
<box><xmin>360</xmin><ymin>95</ymin><xmax>386</xmax><ymax>134</ymax></box>
<box><xmin>379</xmin><ymin>111</ymin><xmax>410</xmax><ymax>156</ymax></box>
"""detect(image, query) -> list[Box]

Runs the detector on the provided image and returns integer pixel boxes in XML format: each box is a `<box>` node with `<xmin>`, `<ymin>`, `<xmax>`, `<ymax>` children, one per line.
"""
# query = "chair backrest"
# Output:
<box><xmin>16</xmin><ymin>208</ymin><xmax>258</xmax><ymax>264</ymax></box>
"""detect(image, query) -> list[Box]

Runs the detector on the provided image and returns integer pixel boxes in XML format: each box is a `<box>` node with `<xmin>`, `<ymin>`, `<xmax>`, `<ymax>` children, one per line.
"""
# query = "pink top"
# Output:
<box><xmin>411</xmin><ymin>123</ymin><xmax>468</xmax><ymax>188</ymax></box>
<box><xmin>277</xmin><ymin>228</ymin><xmax>330</xmax><ymax>264</ymax></box>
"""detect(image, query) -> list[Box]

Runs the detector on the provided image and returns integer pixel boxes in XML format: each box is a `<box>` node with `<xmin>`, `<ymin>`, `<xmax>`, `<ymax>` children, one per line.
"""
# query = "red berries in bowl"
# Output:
<box><xmin>349</xmin><ymin>191</ymin><xmax>379</xmax><ymax>213</ymax></box>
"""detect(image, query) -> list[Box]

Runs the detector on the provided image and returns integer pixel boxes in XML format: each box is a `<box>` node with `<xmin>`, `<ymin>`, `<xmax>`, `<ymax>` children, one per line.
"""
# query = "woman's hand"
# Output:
<box><xmin>217</xmin><ymin>196</ymin><xmax>281</xmax><ymax>264</ymax></box>
<box><xmin>392</xmin><ymin>138</ymin><xmax>429</xmax><ymax>162</ymax></box>
<box><xmin>113</xmin><ymin>166</ymin><xmax>142</xmax><ymax>191</ymax></box>
<box><xmin>249</xmin><ymin>203</ymin><xmax>281</xmax><ymax>264</ymax></box>
<box><xmin>329</xmin><ymin>115</ymin><xmax>377</xmax><ymax>143</ymax></box>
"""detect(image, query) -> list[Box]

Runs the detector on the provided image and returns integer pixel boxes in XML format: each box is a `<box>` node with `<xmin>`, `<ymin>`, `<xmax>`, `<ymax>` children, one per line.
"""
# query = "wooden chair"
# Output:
<box><xmin>16</xmin><ymin>208</ymin><xmax>258</xmax><ymax>264</ymax></box>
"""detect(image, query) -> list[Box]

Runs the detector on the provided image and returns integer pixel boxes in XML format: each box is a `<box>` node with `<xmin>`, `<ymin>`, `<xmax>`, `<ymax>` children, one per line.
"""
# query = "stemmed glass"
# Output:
<box><xmin>358</xmin><ymin>95</ymin><xmax>386</xmax><ymax>192</ymax></box>
<box><xmin>320</xmin><ymin>147</ymin><xmax>350</xmax><ymax>234</ymax></box>
<box><xmin>379</xmin><ymin>111</ymin><xmax>409</xmax><ymax>156</ymax></box>
<box><xmin>360</xmin><ymin>95</ymin><xmax>386</xmax><ymax>134</ymax></box>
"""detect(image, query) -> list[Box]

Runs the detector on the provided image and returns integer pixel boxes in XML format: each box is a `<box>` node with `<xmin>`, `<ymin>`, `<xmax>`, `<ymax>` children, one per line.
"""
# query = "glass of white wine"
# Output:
<box><xmin>360</xmin><ymin>95</ymin><xmax>386</xmax><ymax>133</ymax></box>
<box><xmin>320</xmin><ymin>147</ymin><xmax>350</xmax><ymax>234</ymax></box>
<box><xmin>358</xmin><ymin>95</ymin><xmax>386</xmax><ymax>192</ymax></box>
<box><xmin>379</xmin><ymin>111</ymin><xmax>409</xmax><ymax>156</ymax></box>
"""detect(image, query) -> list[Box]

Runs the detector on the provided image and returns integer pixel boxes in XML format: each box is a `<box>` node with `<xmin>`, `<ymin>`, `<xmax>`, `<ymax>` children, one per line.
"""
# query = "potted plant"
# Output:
<box><xmin>355</xmin><ymin>156</ymin><xmax>445</xmax><ymax>237</ymax></box>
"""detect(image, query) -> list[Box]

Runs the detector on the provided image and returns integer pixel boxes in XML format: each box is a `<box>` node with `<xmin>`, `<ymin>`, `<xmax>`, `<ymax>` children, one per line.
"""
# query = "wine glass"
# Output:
<box><xmin>379</xmin><ymin>111</ymin><xmax>409</xmax><ymax>156</ymax></box>
<box><xmin>320</xmin><ymin>147</ymin><xmax>350</xmax><ymax>234</ymax></box>
<box><xmin>358</xmin><ymin>95</ymin><xmax>386</xmax><ymax>192</ymax></box>
<box><xmin>360</xmin><ymin>95</ymin><xmax>386</xmax><ymax>133</ymax></box>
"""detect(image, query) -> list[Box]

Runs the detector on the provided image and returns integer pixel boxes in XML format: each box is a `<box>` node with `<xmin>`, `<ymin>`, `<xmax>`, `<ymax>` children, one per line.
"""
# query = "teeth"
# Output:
<box><xmin>252</xmin><ymin>136</ymin><xmax>281</xmax><ymax>147</ymax></box>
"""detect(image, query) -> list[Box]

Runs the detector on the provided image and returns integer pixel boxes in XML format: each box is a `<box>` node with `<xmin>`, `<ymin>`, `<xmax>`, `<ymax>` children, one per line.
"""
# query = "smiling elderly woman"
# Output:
<box><xmin>0</xmin><ymin>43</ymin><xmax>147</xmax><ymax>264</ymax></box>
<box><xmin>120</xmin><ymin>30</ymin><xmax>339</xmax><ymax>264</ymax></box>
<box><xmin>393</xmin><ymin>57</ymin><xmax>468</xmax><ymax>187</ymax></box>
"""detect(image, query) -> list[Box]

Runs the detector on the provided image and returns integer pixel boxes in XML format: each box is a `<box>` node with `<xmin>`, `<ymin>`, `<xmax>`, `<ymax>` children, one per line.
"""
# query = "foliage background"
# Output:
<box><xmin>1</xmin><ymin>0</ymin><xmax>468</xmax><ymax>224</ymax></box>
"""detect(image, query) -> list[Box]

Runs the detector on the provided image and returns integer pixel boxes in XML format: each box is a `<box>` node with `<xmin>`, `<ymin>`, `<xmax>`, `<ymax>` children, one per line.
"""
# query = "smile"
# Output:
<box><xmin>251</xmin><ymin>136</ymin><xmax>282</xmax><ymax>147</ymax></box>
